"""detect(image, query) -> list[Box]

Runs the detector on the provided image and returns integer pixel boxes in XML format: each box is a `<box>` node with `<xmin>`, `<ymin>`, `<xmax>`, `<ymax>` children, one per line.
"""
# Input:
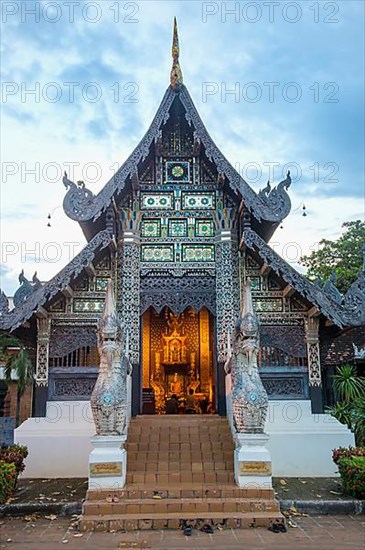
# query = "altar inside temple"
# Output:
<box><xmin>141</xmin><ymin>307</ymin><xmax>215</xmax><ymax>413</ymax></box>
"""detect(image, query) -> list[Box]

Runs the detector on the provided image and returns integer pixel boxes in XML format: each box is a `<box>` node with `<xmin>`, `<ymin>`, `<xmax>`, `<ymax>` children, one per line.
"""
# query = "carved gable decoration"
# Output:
<box><xmin>49</xmin><ymin>326</ymin><xmax>97</xmax><ymax>358</ymax></box>
<box><xmin>260</xmin><ymin>325</ymin><xmax>307</xmax><ymax>359</ymax></box>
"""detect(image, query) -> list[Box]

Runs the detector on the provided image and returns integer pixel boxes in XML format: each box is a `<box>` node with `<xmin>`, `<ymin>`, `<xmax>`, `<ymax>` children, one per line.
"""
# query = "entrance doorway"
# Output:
<box><xmin>141</xmin><ymin>306</ymin><xmax>216</xmax><ymax>414</ymax></box>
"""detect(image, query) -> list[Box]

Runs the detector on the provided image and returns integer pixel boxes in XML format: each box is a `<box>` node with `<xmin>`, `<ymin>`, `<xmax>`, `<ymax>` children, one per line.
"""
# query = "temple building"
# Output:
<box><xmin>0</xmin><ymin>20</ymin><xmax>364</xmax><ymax>478</ymax></box>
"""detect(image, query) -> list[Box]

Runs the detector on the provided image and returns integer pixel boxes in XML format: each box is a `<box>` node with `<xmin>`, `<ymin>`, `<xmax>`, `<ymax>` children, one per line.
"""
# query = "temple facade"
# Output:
<box><xmin>1</xmin><ymin>21</ymin><xmax>364</xmax><ymax>434</ymax></box>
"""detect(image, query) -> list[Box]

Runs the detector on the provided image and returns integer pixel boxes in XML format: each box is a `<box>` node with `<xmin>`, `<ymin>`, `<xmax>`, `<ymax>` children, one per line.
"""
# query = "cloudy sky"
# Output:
<box><xmin>1</xmin><ymin>0</ymin><xmax>364</xmax><ymax>295</ymax></box>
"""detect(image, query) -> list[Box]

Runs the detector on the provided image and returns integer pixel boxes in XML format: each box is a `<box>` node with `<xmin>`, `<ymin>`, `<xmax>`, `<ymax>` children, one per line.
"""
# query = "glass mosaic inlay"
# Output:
<box><xmin>165</xmin><ymin>161</ymin><xmax>190</xmax><ymax>183</ymax></box>
<box><xmin>253</xmin><ymin>299</ymin><xmax>283</xmax><ymax>312</ymax></box>
<box><xmin>141</xmin><ymin>219</ymin><xmax>161</xmax><ymax>237</ymax></box>
<box><xmin>141</xmin><ymin>245</ymin><xmax>174</xmax><ymax>262</ymax></box>
<box><xmin>181</xmin><ymin>193</ymin><xmax>215</xmax><ymax>210</ymax></box>
<box><xmin>73</xmin><ymin>299</ymin><xmax>104</xmax><ymax>313</ymax></box>
<box><xmin>195</xmin><ymin>219</ymin><xmax>214</xmax><ymax>237</ymax></box>
<box><xmin>140</xmin><ymin>193</ymin><xmax>174</xmax><ymax>210</ymax></box>
<box><xmin>95</xmin><ymin>277</ymin><xmax>109</xmax><ymax>292</ymax></box>
<box><xmin>168</xmin><ymin>219</ymin><xmax>188</xmax><ymax>237</ymax></box>
<box><xmin>249</xmin><ymin>277</ymin><xmax>261</xmax><ymax>291</ymax></box>
<box><xmin>182</xmin><ymin>245</ymin><xmax>215</xmax><ymax>262</ymax></box>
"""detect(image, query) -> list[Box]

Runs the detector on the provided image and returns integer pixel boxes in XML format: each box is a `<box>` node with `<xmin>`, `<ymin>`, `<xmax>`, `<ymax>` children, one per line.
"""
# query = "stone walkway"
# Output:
<box><xmin>0</xmin><ymin>514</ymin><xmax>364</xmax><ymax>549</ymax></box>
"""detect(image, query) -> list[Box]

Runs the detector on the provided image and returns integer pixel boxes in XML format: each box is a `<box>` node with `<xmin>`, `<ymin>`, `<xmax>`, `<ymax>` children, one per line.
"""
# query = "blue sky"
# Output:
<box><xmin>0</xmin><ymin>0</ymin><xmax>364</xmax><ymax>295</ymax></box>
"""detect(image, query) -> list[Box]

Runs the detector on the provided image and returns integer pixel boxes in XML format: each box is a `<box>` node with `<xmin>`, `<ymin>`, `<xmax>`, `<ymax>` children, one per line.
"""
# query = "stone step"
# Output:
<box><xmin>86</xmin><ymin>486</ymin><xmax>276</xmax><ymax>501</ymax></box>
<box><xmin>125</xmin><ymin>471</ymin><xmax>235</xmax><ymax>485</ymax></box>
<box><xmin>127</xmin><ymin>462</ymin><xmax>234</xmax><ymax>473</ymax></box>
<box><xmin>83</xmin><ymin>497</ymin><xmax>280</xmax><ymax>516</ymax></box>
<box><xmin>80</xmin><ymin>511</ymin><xmax>284</xmax><ymax>531</ymax></box>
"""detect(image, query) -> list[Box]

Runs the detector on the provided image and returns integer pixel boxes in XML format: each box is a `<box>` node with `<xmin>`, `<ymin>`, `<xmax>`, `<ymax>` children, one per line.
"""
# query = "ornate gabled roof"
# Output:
<box><xmin>244</xmin><ymin>229</ymin><xmax>365</xmax><ymax>328</ymax></box>
<box><xmin>63</xmin><ymin>84</ymin><xmax>292</xmax><ymax>227</ymax></box>
<box><xmin>62</xmin><ymin>23</ymin><xmax>291</xmax><ymax>230</ymax></box>
<box><xmin>0</xmin><ymin>229</ymin><xmax>113</xmax><ymax>332</ymax></box>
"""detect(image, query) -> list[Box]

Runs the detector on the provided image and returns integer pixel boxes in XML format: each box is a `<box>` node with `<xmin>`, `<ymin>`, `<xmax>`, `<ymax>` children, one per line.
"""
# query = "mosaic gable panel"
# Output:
<box><xmin>141</xmin><ymin>219</ymin><xmax>161</xmax><ymax>237</ymax></box>
<box><xmin>141</xmin><ymin>245</ymin><xmax>174</xmax><ymax>262</ymax></box>
<box><xmin>168</xmin><ymin>219</ymin><xmax>188</xmax><ymax>237</ymax></box>
<box><xmin>95</xmin><ymin>277</ymin><xmax>109</xmax><ymax>292</ymax></box>
<box><xmin>140</xmin><ymin>193</ymin><xmax>174</xmax><ymax>210</ymax></box>
<box><xmin>165</xmin><ymin>161</ymin><xmax>191</xmax><ymax>183</ymax></box>
<box><xmin>195</xmin><ymin>219</ymin><xmax>214</xmax><ymax>237</ymax></box>
<box><xmin>182</xmin><ymin>244</ymin><xmax>215</xmax><ymax>262</ymax></box>
<box><xmin>181</xmin><ymin>192</ymin><xmax>215</xmax><ymax>210</ymax></box>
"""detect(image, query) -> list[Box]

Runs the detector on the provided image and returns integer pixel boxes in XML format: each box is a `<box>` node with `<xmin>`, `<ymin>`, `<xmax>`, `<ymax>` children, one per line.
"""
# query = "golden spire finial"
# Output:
<box><xmin>170</xmin><ymin>17</ymin><xmax>183</xmax><ymax>89</ymax></box>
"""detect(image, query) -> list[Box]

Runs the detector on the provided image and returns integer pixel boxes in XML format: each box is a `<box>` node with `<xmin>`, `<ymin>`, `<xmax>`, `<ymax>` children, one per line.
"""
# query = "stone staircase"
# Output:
<box><xmin>81</xmin><ymin>415</ymin><xmax>283</xmax><ymax>531</ymax></box>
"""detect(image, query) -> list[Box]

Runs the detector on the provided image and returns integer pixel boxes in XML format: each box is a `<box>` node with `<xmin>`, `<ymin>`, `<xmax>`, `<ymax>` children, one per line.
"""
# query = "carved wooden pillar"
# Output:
<box><xmin>305</xmin><ymin>316</ymin><xmax>323</xmax><ymax>413</ymax></box>
<box><xmin>216</xmin><ymin>230</ymin><xmax>240</xmax><ymax>414</ymax></box>
<box><xmin>118</xmin><ymin>230</ymin><xmax>140</xmax><ymax>415</ymax></box>
<box><xmin>34</xmin><ymin>317</ymin><xmax>50</xmax><ymax>416</ymax></box>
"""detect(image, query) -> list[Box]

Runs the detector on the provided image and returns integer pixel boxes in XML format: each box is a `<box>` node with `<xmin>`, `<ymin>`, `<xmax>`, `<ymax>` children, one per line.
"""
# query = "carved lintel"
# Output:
<box><xmin>308</xmin><ymin>306</ymin><xmax>320</xmax><ymax>318</ymax></box>
<box><xmin>61</xmin><ymin>285</ymin><xmax>74</xmax><ymax>299</ymax></box>
<box><xmin>260</xmin><ymin>262</ymin><xmax>271</xmax><ymax>276</ymax></box>
<box><xmin>283</xmin><ymin>285</ymin><xmax>295</xmax><ymax>298</ymax></box>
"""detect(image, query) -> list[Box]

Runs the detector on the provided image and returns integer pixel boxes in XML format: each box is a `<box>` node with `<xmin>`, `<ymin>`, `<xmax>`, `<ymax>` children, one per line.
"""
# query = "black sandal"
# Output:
<box><xmin>183</xmin><ymin>526</ymin><xmax>192</xmax><ymax>536</ymax></box>
<box><xmin>200</xmin><ymin>524</ymin><xmax>213</xmax><ymax>534</ymax></box>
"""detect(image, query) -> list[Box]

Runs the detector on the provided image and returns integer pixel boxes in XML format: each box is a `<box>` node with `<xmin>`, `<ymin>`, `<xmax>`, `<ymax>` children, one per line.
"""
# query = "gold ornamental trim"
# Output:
<box><xmin>89</xmin><ymin>462</ymin><xmax>123</xmax><ymax>477</ymax></box>
<box><xmin>238</xmin><ymin>461</ymin><xmax>272</xmax><ymax>476</ymax></box>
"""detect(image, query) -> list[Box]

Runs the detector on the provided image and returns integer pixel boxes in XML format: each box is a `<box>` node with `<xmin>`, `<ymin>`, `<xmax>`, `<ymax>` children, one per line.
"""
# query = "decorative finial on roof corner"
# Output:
<box><xmin>170</xmin><ymin>17</ymin><xmax>183</xmax><ymax>89</ymax></box>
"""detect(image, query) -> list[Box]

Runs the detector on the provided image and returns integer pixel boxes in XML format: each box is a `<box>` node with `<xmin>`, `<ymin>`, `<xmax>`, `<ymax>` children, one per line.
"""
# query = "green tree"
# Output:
<box><xmin>300</xmin><ymin>220</ymin><xmax>365</xmax><ymax>293</ymax></box>
<box><xmin>326</xmin><ymin>364</ymin><xmax>365</xmax><ymax>446</ymax></box>
<box><xmin>0</xmin><ymin>334</ymin><xmax>34</xmax><ymax>427</ymax></box>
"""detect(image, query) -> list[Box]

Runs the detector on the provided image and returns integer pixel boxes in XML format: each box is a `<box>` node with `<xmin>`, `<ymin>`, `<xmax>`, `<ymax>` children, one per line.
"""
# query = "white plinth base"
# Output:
<box><xmin>89</xmin><ymin>435</ymin><xmax>127</xmax><ymax>490</ymax></box>
<box><xmin>234</xmin><ymin>433</ymin><xmax>272</xmax><ymax>489</ymax></box>
<box><xmin>15</xmin><ymin>401</ymin><xmax>94</xmax><ymax>478</ymax></box>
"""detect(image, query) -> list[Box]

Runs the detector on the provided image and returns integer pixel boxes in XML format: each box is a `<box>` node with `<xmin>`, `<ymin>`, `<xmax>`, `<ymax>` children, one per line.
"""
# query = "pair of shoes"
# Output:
<box><xmin>106</xmin><ymin>494</ymin><xmax>119</xmax><ymax>503</ymax></box>
<box><xmin>200</xmin><ymin>524</ymin><xmax>213</xmax><ymax>534</ymax></box>
<box><xmin>183</xmin><ymin>526</ymin><xmax>192</xmax><ymax>536</ymax></box>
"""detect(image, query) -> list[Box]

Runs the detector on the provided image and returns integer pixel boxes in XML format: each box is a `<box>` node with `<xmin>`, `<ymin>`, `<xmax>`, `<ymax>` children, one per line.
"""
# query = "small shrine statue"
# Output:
<box><xmin>170</xmin><ymin>372</ymin><xmax>182</xmax><ymax>395</ymax></box>
<box><xmin>91</xmin><ymin>280</ymin><xmax>128</xmax><ymax>435</ymax></box>
<box><xmin>225</xmin><ymin>278</ymin><xmax>268</xmax><ymax>433</ymax></box>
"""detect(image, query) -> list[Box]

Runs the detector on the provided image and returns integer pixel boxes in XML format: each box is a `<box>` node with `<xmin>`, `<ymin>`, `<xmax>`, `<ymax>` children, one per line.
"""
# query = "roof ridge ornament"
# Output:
<box><xmin>170</xmin><ymin>17</ymin><xmax>183</xmax><ymax>89</ymax></box>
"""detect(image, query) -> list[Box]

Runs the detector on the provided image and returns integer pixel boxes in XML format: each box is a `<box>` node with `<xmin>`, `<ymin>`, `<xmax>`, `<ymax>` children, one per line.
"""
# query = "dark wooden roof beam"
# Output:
<box><xmin>283</xmin><ymin>284</ymin><xmax>295</xmax><ymax>298</ymax></box>
<box><xmin>62</xmin><ymin>285</ymin><xmax>74</xmax><ymax>299</ymax></box>
<box><xmin>86</xmin><ymin>263</ymin><xmax>96</xmax><ymax>277</ymax></box>
<box><xmin>35</xmin><ymin>306</ymin><xmax>48</xmax><ymax>319</ymax></box>
<box><xmin>308</xmin><ymin>306</ymin><xmax>320</xmax><ymax>318</ymax></box>
<box><xmin>260</xmin><ymin>262</ymin><xmax>271</xmax><ymax>276</ymax></box>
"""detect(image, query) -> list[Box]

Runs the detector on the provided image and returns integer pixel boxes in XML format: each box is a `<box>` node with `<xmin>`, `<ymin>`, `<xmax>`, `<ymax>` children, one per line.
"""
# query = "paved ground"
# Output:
<box><xmin>0</xmin><ymin>514</ymin><xmax>364</xmax><ymax>550</ymax></box>
<box><xmin>11</xmin><ymin>477</ymin><xmax>349</xmax><ymax>504</ymax></box>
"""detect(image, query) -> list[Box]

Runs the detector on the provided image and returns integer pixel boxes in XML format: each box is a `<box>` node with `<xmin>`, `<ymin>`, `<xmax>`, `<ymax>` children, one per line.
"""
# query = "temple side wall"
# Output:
<box><xmin>15</xmin><ymin>399</ymin><xmax>354</xmax><ymax>478</ymax></box>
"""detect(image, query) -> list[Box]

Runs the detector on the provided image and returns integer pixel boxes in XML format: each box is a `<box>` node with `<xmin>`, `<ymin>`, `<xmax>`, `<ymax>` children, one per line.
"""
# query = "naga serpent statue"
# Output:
<box><xmin>226</xmin><ymin>278</ymin><xmax>268</xmax><ymax>433</ymax></box>
<box><xmin>91</xmin><ymin>280</ymin><xmax>129</xmax><ymax>435</ymax></box>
